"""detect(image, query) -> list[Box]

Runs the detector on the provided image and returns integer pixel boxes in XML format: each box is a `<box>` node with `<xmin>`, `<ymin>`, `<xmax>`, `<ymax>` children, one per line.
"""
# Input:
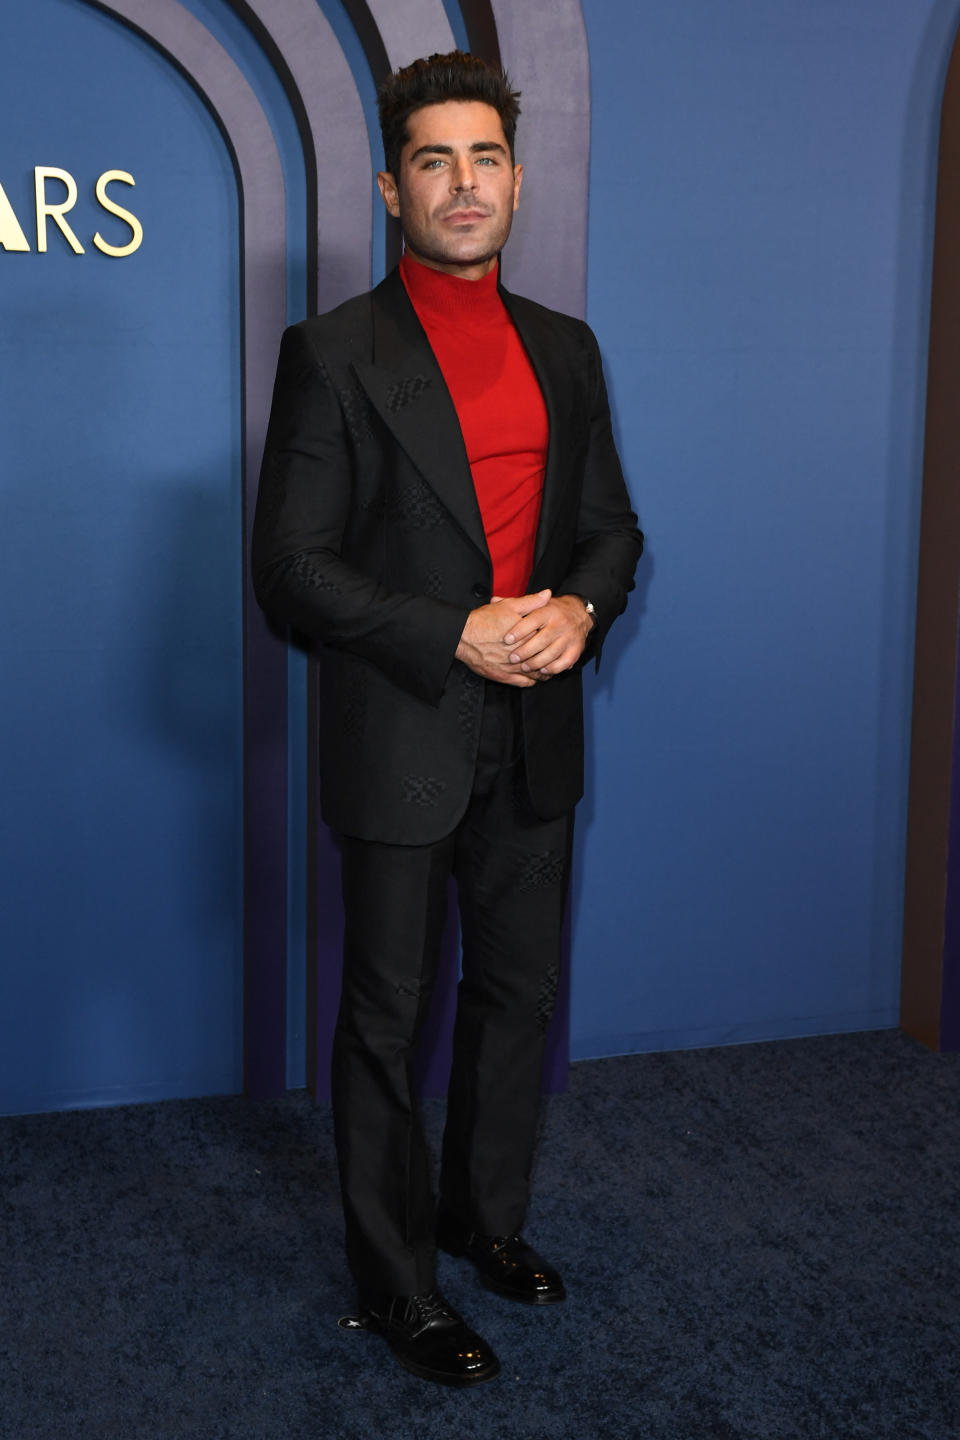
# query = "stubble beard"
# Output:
<box><xmin>401</xmin><ymin>206</ymin><xmax>514</xmax><ymax>275</ymax></box>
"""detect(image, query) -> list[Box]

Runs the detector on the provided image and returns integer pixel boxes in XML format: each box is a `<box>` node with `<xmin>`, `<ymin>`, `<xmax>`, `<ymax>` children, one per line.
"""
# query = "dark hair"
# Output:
<box><xmin>377</xmin><ymin>50</ymin><xmax>521</xmax><ymax>180</ymax></box>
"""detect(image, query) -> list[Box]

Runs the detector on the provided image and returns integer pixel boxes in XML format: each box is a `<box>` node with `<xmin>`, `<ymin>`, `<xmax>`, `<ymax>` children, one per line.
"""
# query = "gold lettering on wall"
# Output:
<box><xmin>93</xmin><ymin>170</ymin><xmax>143</xmax><ymax>257</ymax></box>
<box><xmin>0</xmin><ymin>170</ymin><xmax>143</xmax><ymax>256</ymax></box>
<box><xmin>0</xmin><ymin>180</ymin><xmax>31</xmax><ymax>251</ymax></box>
<box><xmin>35</xmin><ymin>167</ymin><xmax>85</xmax><ymax>254</ymax></box>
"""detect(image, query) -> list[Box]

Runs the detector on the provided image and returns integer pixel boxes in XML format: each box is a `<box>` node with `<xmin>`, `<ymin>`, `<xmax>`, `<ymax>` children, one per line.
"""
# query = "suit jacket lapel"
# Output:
<box><xmin>499</xmin><ymin>286</ymin><xmax>574</xmax><ymax>574</ymax></box>
<box><xmin>352</xmin><ymin>269</ymin><xmax>489</xmax><ymax>562</ymax></box>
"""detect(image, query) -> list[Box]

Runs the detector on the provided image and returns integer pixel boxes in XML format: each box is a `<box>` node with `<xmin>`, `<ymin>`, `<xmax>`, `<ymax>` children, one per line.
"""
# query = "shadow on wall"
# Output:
<box><xmin>578</xmin><ymin>351</ymin><xmax>653</xmax><ymax>843</ymax></box>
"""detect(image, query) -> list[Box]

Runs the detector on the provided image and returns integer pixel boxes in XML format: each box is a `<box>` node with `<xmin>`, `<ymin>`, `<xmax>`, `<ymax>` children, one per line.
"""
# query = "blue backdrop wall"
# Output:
<box><xmin>571</xmin><ymin>0</ymin><xmax>960</xmax><ymax>1057</ymax></box>
<box><xmin>0</xmin><ymin>0</ymin><xmax>246</xmax><ymax>1112</ymax></box>
<box><xmin>1</xmin><ymin>0</ymin><xmax>957</xmax><ymax>1113</ymax></box>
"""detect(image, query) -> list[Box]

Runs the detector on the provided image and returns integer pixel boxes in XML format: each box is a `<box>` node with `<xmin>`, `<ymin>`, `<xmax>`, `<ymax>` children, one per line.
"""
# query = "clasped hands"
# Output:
<box><xmin>455</xmin><ymin>589</ymin><xmax>594</xmax><ymax>688</ymax></box>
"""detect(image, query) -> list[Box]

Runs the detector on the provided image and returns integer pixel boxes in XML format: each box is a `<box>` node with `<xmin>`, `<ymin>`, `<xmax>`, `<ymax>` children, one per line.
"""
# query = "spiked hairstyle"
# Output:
<box><xmin>377</xmin><ymin>50</ymin><xmax>521</xmax><ymax>180</ymax></box>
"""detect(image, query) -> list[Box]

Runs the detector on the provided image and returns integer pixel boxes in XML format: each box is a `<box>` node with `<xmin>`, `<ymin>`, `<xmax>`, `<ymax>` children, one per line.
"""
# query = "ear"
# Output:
<box><xmin>377</xmin><ymin>171</ymin><xmax>401</xmax><ymax>219</ymax></box>
<box><xmin>512</xmin><ymin>163</ymin><xmax>523</xmax><ymax>213</ymax></box>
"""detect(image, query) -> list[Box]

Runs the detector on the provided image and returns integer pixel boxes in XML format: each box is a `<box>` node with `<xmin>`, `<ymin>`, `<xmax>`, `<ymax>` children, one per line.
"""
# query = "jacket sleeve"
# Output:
<box><xmin>251</xmin><ymin>323</ymin><xmax>470</xmax><ymax>707</ymax></box>
<box><xmin>557</xmin><ymin>327</ymin><xmax>644</xmax><ymax>663</ymax></box>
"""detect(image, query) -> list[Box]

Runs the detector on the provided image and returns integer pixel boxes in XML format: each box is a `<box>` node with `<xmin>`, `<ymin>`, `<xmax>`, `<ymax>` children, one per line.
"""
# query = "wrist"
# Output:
<box><xmin>569</xmin><ymin>594</ymin><xmax>596</xmax><ymax>631</ymax></box>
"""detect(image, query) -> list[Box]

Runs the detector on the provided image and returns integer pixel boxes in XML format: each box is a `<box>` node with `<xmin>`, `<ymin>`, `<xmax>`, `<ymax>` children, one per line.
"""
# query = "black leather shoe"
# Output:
<box><xmin>363</xmin><ymin>1289</ymin><xmax>500</xmax><ymax>1386</ymax></box>
<box><xmin>437</xmin><ymin>1210</ymin><xmax>566</xmax><ymax>1305</ymax></box>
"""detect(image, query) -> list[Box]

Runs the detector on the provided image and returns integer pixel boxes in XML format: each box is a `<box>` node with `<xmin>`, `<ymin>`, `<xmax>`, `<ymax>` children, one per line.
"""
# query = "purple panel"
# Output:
<box><xmin>490</xmin><ymin>0</ymin><xmax>590</xmax><ymax>319</ymax></box>
<box><xmin>91</xmin><ymin>0</ymin><xmax>289</xmax><ymax>1097</ymax></box>
<box><xmin>228</xmin><ymin>0</ymin><xmax>375</xmax><ymax>1104</ymax></box>
<box><xmin>365</xmin><ymin>0</ymin><xmax>455</xmax><ymax>68</ymax></box>
<box><xmin>229</xmin><ymin>0</ymin><xmax>372</xmax><ymax>312</ymax></box>
<box><xmin>233</xmin><ymin>2</ymin><xmax>376</xmax><ymax>1101</ymax></box>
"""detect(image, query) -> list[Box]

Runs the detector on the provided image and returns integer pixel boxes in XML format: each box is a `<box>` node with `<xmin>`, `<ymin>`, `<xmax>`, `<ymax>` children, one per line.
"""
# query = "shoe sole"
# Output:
<box><xmin>389</xmin><ymin>1348</ymin><xmax>501</xmax><ymax>1386</ymax></box>
<box><xmin>478</xmin><ymin>1274</ymin><xmax>566</xmax><ymax>1305</ymax></box>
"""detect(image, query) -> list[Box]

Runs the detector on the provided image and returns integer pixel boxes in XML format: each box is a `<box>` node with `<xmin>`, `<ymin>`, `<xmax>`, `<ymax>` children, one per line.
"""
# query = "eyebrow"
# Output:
<box><xmin>407</xmin><ymin>140</ymin><xmax>508</xmax><ymax>162</ymax></box>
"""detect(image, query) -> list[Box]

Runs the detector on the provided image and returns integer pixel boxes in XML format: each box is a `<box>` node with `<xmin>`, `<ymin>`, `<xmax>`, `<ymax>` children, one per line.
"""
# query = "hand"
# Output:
<box><xmin>456</xmin><ymin>590</ymin><xmax>552</xmax><ymax>686</ymax></box>
<box><xmin>502</xmin><ymin>593</ymin><xmax>594</xmax><ymax>677</ymax></box>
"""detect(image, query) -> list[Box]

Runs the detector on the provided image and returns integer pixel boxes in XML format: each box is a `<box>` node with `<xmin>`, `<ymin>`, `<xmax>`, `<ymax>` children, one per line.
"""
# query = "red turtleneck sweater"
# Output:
<box><xmin>400</xmin><ymin>252</ymin><xmax>548</xmax><ymax>599</ymax></box>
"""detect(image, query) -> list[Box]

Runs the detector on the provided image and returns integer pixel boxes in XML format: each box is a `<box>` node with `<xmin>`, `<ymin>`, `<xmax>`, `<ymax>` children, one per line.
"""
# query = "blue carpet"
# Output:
<box><xmin>1</xmin><ymin>1030</ymin><xmax>958</xmax><ymax>1438</ymax></box>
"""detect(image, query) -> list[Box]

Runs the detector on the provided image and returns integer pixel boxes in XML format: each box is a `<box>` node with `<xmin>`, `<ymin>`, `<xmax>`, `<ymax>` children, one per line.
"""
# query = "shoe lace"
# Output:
<box><xmin>411</xmin><ymin>1288</ymin><xmax>455</xmax><ymax>1325</ymax></box>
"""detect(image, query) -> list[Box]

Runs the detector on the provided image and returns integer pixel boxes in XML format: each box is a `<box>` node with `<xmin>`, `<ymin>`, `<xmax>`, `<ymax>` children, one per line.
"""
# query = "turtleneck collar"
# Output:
<box><xmin>399</xmin><ymin>250</ymin><xmax>502</xmax><ymax>321</ymax></box>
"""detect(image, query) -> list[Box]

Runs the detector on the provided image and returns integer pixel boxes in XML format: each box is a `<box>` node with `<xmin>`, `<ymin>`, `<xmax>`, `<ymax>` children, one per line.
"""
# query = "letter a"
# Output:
<box><xmin>0</xmin><ymin>179</ymin><xmax>30</xmax><ymax>251</ymax></box>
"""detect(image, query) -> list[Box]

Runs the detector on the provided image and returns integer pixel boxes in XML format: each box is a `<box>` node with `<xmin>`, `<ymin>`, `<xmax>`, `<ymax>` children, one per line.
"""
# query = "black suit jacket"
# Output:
<box><xmin>252</xmin><ymin>266</ymin><xmax>643</xmax><ymax>844</ymax></box>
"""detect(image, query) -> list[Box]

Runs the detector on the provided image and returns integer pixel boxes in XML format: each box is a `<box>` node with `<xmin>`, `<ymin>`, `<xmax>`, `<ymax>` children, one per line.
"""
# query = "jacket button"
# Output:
<box><xmin>471</xmin><ymin>583</ymin><xmax>490</xmax><ymax>600</ymax></box>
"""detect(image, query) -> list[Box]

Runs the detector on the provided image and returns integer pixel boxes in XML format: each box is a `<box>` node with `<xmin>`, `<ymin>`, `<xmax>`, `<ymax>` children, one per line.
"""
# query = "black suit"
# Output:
<box><xmin>253</xmin><ymin>266</ymin><xmax>642</xmax><ymax>1295</ymax></box>
<box><xmin>253</xmin><ymin>268</ymin><xmax>642</xmax><ymax>842</ymax></box>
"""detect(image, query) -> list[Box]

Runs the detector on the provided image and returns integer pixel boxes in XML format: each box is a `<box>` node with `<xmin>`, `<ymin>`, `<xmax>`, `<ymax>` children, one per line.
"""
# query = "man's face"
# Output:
<box><xmin>377</xmin><ymin>100</ymin><xmax>522</xmax><ymax>280</ymax></box>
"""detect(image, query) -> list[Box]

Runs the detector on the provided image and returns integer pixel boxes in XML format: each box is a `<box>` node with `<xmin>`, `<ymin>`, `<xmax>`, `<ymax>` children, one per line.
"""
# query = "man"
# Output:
<box><xmin>253</xmin><ymin>51</ymin><xmax>642</xmax><ymax>1386</ymax></box>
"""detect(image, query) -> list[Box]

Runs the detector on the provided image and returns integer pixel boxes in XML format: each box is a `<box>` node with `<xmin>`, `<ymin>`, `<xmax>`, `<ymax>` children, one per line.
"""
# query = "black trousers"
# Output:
<box><xmin>331</xmin><ymin>683</ymin><xmax>573</xmax><ymax>1297</ymax></box>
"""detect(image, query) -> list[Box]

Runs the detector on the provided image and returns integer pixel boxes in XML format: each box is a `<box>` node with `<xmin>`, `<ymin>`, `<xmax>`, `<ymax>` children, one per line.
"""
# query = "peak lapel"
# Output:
<box><xmin>352</xmin><ymin>269</ymin><xmax>489</xmax><ymax>563</ymax></box>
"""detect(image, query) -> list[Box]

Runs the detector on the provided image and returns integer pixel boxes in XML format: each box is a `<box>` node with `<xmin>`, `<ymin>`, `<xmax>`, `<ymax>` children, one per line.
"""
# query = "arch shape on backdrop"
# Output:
<box><xmin>488</xmin><ymin>0</ymin><xmax>590</xmax><ymax>316</ymax></box>
<box><xmin>356</xmin><ymin>0</ymin><xmax>456</xmax><ymax>70</ymax></box>
<box><xmin>902</xmin><ymin>18</ymin><xmax>960</xmax><ymax>1054</ymax></box>
<box><xmin>228</xmin><ymin>0</ymin><xmax>372</xmax><ymax>315</ymax></box>
<box><xmin>78</xmin><ymin>0</ymin><xmax>594</xmax><ymax>1099</ymax></box>
<box><xmin>88</xmin><ymin>0</ymin><xmax>290</xmax><ymax>1096</ymax></box>
<box><xmin>224</xmin><ymin>0</ymin><xmax>375</xmax><ymax>1096</ymax></box>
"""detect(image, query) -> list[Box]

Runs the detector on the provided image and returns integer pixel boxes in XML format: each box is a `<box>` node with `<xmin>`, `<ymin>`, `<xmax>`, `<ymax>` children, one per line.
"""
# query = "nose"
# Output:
<box><xmin>451</xmin><ymin>154</ymin><xmax>476</xmax><ymax>191</ymax></box>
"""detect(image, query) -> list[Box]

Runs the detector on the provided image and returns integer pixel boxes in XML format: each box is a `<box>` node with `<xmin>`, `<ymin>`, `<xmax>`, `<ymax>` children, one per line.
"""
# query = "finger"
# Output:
<box><xmin>538</xmin><ymin>646</ymin><xmax>580</xmax><ymax>676</ymax></box>
<box><xmin>518</xmin><ymin>636</ymin><xmax>570</xmax><ymax>671</ymax></box>
<box><xmin>503</xmin><ymin>616</ymin><xmax>547</xmax><ymax>648</ymax></box>
<box><xmin>474</xmin><ymin>655</ymin><xmax>538</xmax><ymax>687</ymax></box>
<box><xmin>494</xmin><ymin>668</ymin><xmax>537</xmax><ymax>688</ymax></box>
<box><xmin>504</xmin><ymin>589</ymin><xmax>551</xmax><ymax>627</ymax></box>
<box><xmin>509</xmin><ymin>637</ymin><xmax>552</xmax><ymax>665</ymax></box>
<box><xmin>508</xmin><ymin>623</ymin><xmax>568</xmax><ymax>663</ymax></box>
<box><xmin>503</xmin><ymin>591</ymin><xmax>553</xmax><ymax>643</ymax></box>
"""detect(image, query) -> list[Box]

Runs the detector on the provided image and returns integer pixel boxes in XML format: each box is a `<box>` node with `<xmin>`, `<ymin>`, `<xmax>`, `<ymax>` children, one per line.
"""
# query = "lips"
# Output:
<box><xmin>442</xmin><ymin>209</ymin><xmax>488</xmax><ymax>223</ymax></box>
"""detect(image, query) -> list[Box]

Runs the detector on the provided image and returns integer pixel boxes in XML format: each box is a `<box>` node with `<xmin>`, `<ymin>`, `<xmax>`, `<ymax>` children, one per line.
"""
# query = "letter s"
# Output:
<box><xmin>92</xmin><ymin>170</ymin><xmax>143</xmax><ymax>258</ymax></box>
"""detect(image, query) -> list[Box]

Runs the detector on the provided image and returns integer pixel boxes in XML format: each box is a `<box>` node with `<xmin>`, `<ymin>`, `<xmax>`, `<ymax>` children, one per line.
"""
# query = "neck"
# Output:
<box><xmin>402</xmin><ymin>245</ymin><xmax>499</xmax><ymax>283</ymax></box>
